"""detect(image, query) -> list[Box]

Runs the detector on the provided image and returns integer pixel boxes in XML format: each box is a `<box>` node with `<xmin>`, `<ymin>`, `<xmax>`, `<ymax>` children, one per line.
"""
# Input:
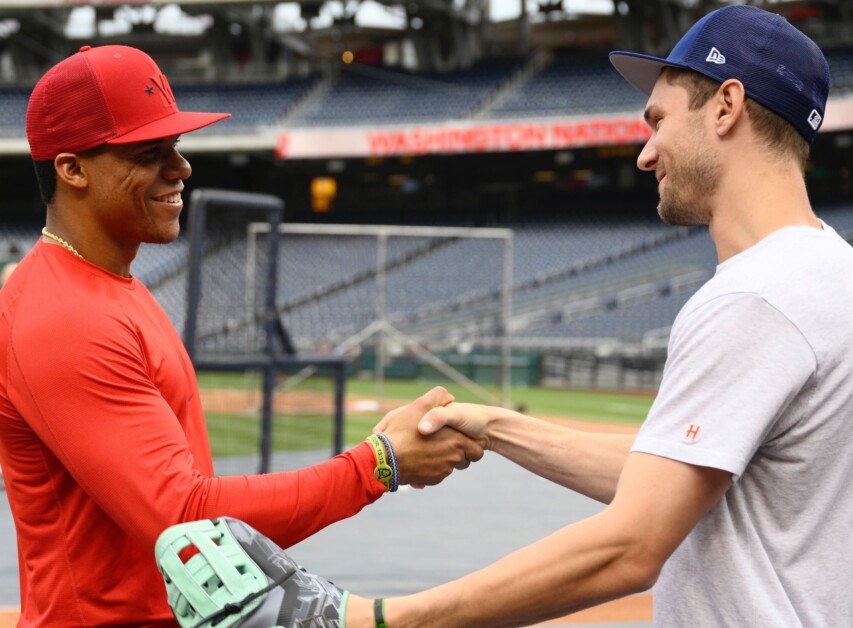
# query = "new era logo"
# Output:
<box><xmin>808</xmin><ymin>109</ymin><xmax>822</xmax><ymax>131</ymax></box>
<box><xmin>705</xmin><ymin>47</ymin><xmax>726</xmax><ymax>64</ymax></box>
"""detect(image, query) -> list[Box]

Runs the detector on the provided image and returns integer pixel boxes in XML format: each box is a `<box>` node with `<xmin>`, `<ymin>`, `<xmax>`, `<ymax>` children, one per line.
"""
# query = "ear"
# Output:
<box><xmin>713</xmin><ymin>79</ymin><xmax>746</xmax><ymax>138</ymax></box>
<box><xmin>54</xmin><ymin>153</ymin><xmax>90</xmax><ymax>191</ymax></box>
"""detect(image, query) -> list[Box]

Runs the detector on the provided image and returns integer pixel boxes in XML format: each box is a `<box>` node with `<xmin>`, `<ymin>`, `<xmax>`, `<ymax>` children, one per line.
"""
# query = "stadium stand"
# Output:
<box><xmin>134</xmin><ymin>240</ymin><xmax>190</xmax><ymax>286</ymax></box>
<box><xmin>519</xmin><ymin>286</ymin><xmax>695</xmax><ymax>343</ymax></box>
<box><xmin>486</xmin><ymin>50</ymin><xmax>647</xmax><ymax>119</ymax></box>
<box><xmin>826</xmin><ymin>47</ymin><xmax>853</xmax><ymax>95</ymax></box>
<box><xmin>276</xmin><ymin>235</ymin><xmax>439</xmax><ymax>304</ymax></box>
<box><xmin>143</xmin><ymin>214</ymin><xmax>715</xmax><ymax>351</ymax></box>
<box><xmin>0</xmin><ymin>221</ymin><xmax>39</xmax><ymax>259</ymax></box>
<box><xmin>144</xmin><ymin>201</ymin><xmax>853</xmax><ymax>352</ymax></box>
<box><xmin>817</xmin><ymin>202</ymin><xmax>853</xmax><ymax>235</ymax></box>
<box><xmin>173</xmin><ymin>79</ymin><xmax>319</xmax><ymax>134</ymax></box>
<box><xmin>3</xmin><ymin>23</ymin><xmax>853</xmax><ymax>361</ymax></box>
<box><xmin>291</xmin><ymin>57</ymin><xmax>526</xmax><ymax>127</ymax></box>
<box><xmin>5</xmin><ymin>201</ymin><xmax>853</xmax><ymax>354</ymax></box>
<box><xmin>2</xmin><ymin>47</ymin><xmax>853</xmax><ymax>136</ymax></box>
<box><xmin>0</xmin><ymin>88</ymin><xmax>29</xmax><ymax>138</ymax></box>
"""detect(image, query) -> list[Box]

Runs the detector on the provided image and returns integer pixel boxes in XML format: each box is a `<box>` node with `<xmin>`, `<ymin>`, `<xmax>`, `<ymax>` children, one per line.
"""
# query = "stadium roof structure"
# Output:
<box><xmin>1</xmin><ymin>2</ymin><xmax>852</xmax><ymax>74</ymax></box>
<box><xmin>1</xmin><ymin>0</ymin><xmax>853</xmax><ymax>159</ymax></box>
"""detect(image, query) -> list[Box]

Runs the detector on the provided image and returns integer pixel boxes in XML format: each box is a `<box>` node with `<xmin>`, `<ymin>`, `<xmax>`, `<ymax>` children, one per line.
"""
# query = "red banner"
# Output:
<box><xmin>267</xmin><ymin>93</ymin><xmax>853</xmax><ymax>160</ymax></box>
<box><xmin>275</xmin><ymin>117</ymin><xmax>652</xmax><ymax>160</ymax></box>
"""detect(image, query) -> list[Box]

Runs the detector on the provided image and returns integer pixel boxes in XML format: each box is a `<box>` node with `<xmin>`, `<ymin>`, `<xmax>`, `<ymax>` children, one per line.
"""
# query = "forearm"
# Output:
<box><xmin>351</xmin><ymin>511</ymin><xmax>654</xmax><ymax>628</ymax></box>
<box><xmin>345</xmin><ymin>453</ymin><xmax>732</xmax><ymax>628</ymax></box>
<box><xmin>183</xmin><ymin>442</ymin><xmax>385</xmax><ymax>548</ymax></box>
<box><xmin>483</xmin><ymin>407</ymin><xmax>634</xmax><ymax>503</ymax></box>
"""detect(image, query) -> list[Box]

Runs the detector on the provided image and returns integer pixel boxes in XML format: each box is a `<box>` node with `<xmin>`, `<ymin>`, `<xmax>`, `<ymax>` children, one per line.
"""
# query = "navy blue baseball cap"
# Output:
<box><xmin>609</xmin><ymin>5</ymin><xmax>830</xmax><ymax>144</ymax></box>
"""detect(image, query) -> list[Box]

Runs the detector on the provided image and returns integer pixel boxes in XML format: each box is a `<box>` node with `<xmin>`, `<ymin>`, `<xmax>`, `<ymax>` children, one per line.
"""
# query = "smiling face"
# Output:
<box><xmin>637</xmin><ymin>75</ymin><xmax>722</xmax><ymax>227</ymax></box>
<box><xmin>80</xmin><ymin>135</ymin><xmax>191</xmax><ymax>247</ymax></box>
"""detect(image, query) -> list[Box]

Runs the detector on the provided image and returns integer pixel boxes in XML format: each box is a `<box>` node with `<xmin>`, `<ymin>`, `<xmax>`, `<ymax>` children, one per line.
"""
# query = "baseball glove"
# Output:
<box><xmin>155</xmin><ymin>517</ymin><xmax>346</xmax><ymax>628</ymax></box>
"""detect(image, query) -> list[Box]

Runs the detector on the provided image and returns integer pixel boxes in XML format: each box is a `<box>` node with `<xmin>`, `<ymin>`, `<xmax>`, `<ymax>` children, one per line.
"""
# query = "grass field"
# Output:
<box><xmin>204</xmin><ymin>412</ymin><xmax>379</xmax><ymax>457</ymax></box>
<box><xmin>198</xmin><ymin>373</ymin><xmax>655</xmax><ymax>458</ymax></box>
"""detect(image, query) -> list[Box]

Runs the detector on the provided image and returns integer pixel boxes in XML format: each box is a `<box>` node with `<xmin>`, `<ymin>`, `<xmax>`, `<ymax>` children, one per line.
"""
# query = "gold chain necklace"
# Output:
<box><xmin>41</xmin><ymin>227</ymin><xmax>83</xmax><ymax>259</ymax></box>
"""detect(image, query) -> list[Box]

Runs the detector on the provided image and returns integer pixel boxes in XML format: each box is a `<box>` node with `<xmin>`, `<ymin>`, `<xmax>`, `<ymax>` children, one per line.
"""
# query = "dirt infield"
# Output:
<box><xmin>199</xmin><ymin>389</ymin><xmax>641</xmax><ymax>436</ymax></box>
<box><xmin>199</xmin><ymin>388</ymin><xmax>404</xmax><ymax>416</ymax></box>
<box><xmin>0</xmin><ymin>610</ymin><xmax>15</xmax><ymax>628</ymax></box>
<box><xmin>545</xmin><ymin>415</ymin><xmax>639</xmax><ymax>434</ymax></box>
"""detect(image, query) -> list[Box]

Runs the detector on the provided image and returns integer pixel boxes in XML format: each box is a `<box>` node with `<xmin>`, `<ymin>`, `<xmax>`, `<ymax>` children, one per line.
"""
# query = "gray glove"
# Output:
<box><xmin>156</xmin><ymin>517</ymin><xmax>345</xmax><ymax>628</ymax></box>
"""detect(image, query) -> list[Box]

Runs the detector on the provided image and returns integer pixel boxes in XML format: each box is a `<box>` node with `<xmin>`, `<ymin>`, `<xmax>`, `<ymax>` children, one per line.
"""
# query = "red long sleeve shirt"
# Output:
<box><xmin>0</xmin><ymin>240</ymin><xmax>385</xmax><ymax>626</ymax></box>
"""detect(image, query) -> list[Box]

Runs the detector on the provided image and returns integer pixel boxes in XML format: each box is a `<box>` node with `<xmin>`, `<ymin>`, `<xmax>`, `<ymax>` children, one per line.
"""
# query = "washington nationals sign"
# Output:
<box><xmin>274</xmin><ymin>117</ymin><xmax>652</xmax><ymax>159</ymax></box>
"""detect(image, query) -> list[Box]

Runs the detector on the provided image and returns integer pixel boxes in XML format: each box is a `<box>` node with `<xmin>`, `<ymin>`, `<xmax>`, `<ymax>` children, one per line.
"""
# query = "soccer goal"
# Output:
<box><xmin>181</xmin><ymin>189</ymin><xmax>349</xmax><ymax>475</ymax></box>
<box><xmin>244</xmin><ymin>222</ymin><xmax>514</xmax><ymax>408</ymax></box>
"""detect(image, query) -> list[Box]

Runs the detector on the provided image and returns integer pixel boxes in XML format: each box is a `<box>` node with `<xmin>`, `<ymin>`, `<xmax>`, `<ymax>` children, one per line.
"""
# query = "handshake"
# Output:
<box><xmin>353</xmin><ymin>386</ymin><xmax>488</xmax><ymax>490</ymax></box>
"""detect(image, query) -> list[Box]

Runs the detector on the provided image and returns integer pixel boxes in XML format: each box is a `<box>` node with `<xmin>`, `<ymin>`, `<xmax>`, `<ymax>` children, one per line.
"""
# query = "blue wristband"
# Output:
<box><xmin>376</xmin><ymin>433</ymin><xmax>399</xmax><ymax>492</ymax></box>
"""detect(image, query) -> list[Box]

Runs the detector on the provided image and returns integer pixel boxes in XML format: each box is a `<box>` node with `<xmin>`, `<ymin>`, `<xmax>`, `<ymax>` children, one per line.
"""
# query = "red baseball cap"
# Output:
<box><xmin>27</xmin><ymin>45</ymin><xmax>231</xmax><ymax>161</ymax></box>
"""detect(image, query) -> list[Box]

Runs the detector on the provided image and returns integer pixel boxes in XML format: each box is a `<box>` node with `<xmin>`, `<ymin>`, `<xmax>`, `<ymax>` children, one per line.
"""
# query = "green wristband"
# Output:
<box><xmin>366</xmin><ymin>435</ymin><xmax>394</xmax><ymax>491</ymax></box>
<box><xmin>373</xmin><ymin>598</ymin><xmax>388</xmax><ymax>628</ymax></box>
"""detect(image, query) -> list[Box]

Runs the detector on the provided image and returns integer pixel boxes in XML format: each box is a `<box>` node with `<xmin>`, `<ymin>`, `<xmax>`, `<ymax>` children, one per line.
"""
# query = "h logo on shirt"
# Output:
<box><xmin>684</xmin><ymin>424</ymin><xmax>702</xmax><ymax>443</ymax></box>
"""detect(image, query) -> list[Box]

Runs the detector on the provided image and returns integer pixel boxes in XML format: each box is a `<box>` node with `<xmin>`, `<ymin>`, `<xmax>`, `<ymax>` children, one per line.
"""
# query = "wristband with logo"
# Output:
<box><xmin>375</xmin><ymin>432</ymin><xmax>399</xmax><ymax>492</ymax></box>
<box><xmin>365</xmin><ymin>434</ymin><xmax>394</xmax><ymax>492</ymax></box>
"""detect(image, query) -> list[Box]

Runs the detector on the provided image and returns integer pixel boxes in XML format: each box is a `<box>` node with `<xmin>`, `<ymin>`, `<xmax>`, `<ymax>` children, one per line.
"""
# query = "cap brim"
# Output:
<box><xmin>107</xmin><ymin>111</ymin><xmax>231</xmax><ymax>144</ymax></box>
<box><xmin>609</xmin><ymin>51</ymin><xmax>687</xmax><ymax>96</ymax></box>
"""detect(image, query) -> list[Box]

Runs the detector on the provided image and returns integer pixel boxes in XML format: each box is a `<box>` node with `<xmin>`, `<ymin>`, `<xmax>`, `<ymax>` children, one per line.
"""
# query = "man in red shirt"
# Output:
<box><xmin>0</xmin><ymin>45</ymin><xmax>483</xmax><ymax>626</ymax></box>
<box><xmin>0</xmin><ymin>260</ymin><xmax>16</xmax><ymax>493</ymax></box>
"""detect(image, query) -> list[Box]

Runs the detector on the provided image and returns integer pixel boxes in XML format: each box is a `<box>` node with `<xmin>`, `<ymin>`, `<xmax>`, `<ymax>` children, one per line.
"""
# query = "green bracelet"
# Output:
<box><xmin>365</xmin><ymin>435</ymin><xmax>394</xmax><ymax>492</ymax></box>
<box><xmin>373</xmin><ymin>598</ymin><xmax>388</xmax><ymax>628</ymax></box>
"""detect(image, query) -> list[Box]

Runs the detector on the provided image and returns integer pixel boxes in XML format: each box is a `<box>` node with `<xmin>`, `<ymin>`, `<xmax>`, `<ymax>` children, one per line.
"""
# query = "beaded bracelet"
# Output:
<box><xmin>375</xmin><ymin>432</ymin><xmax>399</xmax><ymax>493</ymax></box>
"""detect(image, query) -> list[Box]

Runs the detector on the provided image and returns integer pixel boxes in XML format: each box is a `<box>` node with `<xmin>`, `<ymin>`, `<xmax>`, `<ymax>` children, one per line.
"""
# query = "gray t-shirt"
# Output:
<box><xmin>632</xmin><ymin>224</ymin><xmax>853</xmax><ymax>627</ymax></box>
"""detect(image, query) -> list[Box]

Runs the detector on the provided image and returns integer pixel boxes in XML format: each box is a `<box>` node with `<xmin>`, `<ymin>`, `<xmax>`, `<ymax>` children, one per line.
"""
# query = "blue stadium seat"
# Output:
<box><xmin>292</xmin><ymin>58</ymin><xmax>525</xmax><ymax>127</ymax></box>
<box><xmin>173</xmin><ymin>79</ymin><xmax>318</xmax><ymax>134</ymax></box>
<box><xmin>0</xmin><ymin>89</ymin><xmax>30</xmax><ymax>139</ymax></box>
<box><xmin>825</xmin><ymin>47</ymin><xmax>853</xmax><ymax>95</ymax></box>
<box><xmin>488</xmin><ymin>51</ymin><xmax>647</xmax><ymax>119</ymax></box>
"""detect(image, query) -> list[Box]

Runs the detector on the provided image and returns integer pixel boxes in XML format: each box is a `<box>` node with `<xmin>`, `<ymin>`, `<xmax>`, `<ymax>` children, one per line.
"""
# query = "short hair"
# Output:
<box><xmin>662</xmin><ymin>67</ymin><xmax>810</xmax><ymax>173</ymax></box>
<box><xmin>32</xmin><ymin>159</ymin><xmax>57</xmax><ymax>206</ymax></box>
<box><xmin>32</xmin><ymin>144</ymin><xmax>108</xmax><ymax>206</ymax></box>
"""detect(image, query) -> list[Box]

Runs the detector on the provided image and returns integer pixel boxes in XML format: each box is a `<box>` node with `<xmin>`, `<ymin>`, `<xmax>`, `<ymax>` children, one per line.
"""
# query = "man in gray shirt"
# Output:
<box><xmin>339</xmin><ymin>5</ymin><xmax>853</xmax><ymax>627</ymax></box>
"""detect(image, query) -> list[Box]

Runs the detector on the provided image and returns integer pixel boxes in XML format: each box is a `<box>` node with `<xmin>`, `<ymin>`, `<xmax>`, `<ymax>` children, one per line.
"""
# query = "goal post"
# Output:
<box><xmin>182</xmin><ymin>189</ymin><xmax>348</xmax><ymax>474</ymax></box>
<box><xmin>246</xmin><ymin>222</ymin><xmax>514</xmax><ymax>408</ymax></box>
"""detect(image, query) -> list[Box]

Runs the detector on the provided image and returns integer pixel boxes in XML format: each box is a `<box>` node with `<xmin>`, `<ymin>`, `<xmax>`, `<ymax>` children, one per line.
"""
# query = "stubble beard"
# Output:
<box><xmin>656</xmin><ymin>130</ymin><xmax>722</xmax><ymax>227</ymax></box>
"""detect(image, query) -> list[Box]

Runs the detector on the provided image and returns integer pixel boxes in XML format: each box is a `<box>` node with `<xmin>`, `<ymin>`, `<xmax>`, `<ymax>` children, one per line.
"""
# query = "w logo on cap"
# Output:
<box><xmin>705</xmin><ymin>47</ymin><xmax>726</xmax><ymax>64</ymax></box>
<box><xmin>148</xmin><ymin>74</ymin><xmax>175</xmax><ymax>107</ymax></box>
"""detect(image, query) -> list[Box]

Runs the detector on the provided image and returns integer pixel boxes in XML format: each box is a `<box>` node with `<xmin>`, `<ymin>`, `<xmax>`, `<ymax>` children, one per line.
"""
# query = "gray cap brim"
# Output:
<box><xmin>609</xmin><ymin>51</ymin><xmax>688</xmax><ymax>95</ymax></box>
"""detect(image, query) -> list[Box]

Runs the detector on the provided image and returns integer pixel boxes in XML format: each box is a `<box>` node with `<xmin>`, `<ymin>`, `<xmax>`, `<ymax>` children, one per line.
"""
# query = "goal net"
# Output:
<box><xmin>246</xmin><ymin>222</ymin><xmax>514</xmax><ymax>407</ymax></box>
